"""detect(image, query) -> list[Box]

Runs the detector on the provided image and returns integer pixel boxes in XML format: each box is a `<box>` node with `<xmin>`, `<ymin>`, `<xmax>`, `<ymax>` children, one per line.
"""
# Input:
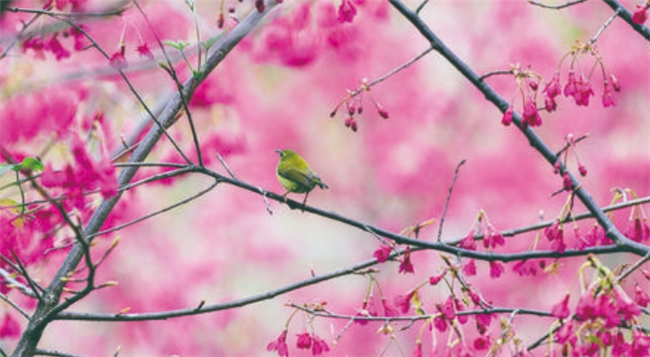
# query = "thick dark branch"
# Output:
<box><xmin>601</xmin><ymin>0</ymin><xmax>650</xmax><ymax>41</ymax></box>
<box><xmin>10</xmin><ymin>2</ymin><xmax>280</xmax><ymax>356</ymax></box>
<box><xmin>387</xmin><ymin>0</ymin><xmax>648</xmax><ymax>255</ymax></box>
<box><xmin>56</xmin><ymin>257</ymin><xmax>378</xmax><ymax>322</ymax></box>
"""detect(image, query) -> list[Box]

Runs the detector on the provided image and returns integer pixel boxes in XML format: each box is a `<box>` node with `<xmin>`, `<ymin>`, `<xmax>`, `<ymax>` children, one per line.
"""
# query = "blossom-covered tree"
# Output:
<box><xmin>0</xmin><ymin>0</ymin><xmax>649</xmax><ymax>356</ymax></box>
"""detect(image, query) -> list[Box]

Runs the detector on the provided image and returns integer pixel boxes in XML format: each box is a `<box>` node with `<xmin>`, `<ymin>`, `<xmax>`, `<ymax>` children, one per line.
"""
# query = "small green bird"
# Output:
<box><xmin>275</xmin><ymin>149</ymin><xmax>328</xmax><ymax>207</ymax></box>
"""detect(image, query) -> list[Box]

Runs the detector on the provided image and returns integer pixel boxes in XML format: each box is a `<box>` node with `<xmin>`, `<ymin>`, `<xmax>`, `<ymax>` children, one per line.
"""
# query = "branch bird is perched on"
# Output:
<box><xmin>275</xmin><ymin>149</ymin><xmax>328</xmax><ymax>208</ymax></box>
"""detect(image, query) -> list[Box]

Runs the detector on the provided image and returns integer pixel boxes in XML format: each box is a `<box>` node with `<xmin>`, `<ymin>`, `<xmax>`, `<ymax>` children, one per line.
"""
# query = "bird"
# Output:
<box><xmin>275</xmin><ymin>149</ymin><xmax>328</xmax><ymax>209</ymax></box>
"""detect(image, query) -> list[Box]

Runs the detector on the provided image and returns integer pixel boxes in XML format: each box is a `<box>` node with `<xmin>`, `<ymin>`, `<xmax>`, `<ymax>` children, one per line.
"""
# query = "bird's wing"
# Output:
<box><xmin>279</xmin><ymin>167</ymin><xmax>315</xmax><ymax>191</ymax></box>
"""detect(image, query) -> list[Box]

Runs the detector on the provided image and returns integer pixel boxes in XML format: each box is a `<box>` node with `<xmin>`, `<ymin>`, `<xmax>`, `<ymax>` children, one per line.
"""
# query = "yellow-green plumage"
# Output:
<box><xmin>275</xmin><ymin>149</ymin><xmax>328</xmax><ymax>206</ymax></box>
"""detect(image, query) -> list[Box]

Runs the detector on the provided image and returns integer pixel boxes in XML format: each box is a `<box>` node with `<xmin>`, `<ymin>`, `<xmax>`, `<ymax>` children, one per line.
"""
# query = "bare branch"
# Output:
<box><xmin>437</xmin><ymin>159</ymin><xmax>465</xmax><ymax>242</ymax></box>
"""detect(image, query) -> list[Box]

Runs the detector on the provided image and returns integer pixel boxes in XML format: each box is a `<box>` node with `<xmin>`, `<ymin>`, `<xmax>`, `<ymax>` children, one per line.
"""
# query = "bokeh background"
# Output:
<box><xmin>1</xmin><ymin>0</ymin><xmax>649</xmax><ymax>355</ymax></box>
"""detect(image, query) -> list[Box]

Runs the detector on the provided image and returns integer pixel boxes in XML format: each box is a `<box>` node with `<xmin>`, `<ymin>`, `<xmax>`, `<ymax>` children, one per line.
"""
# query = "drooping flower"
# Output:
<box><xmin>602</xmin><ymin>81</ymin><xmax>617</xmax><ymax>108</ymax></box>
<box><xmin>48</xmin><ymin>34</ymin><xmax>71</xmax><ymax>61</ymax></box>
<box><xmin>462</xmin><ymin>258</ymin><xmax>476</xmax><ymax>276</ymax></box>
<box><xmin>522</xmin><ymin>95</ymin><xmax>542</xmax><ymax>127</ymax></box>
<box><xmin>635</xmin><ymin>284</ymin><xmax>650</xmax><ymax>307</ymax></box>
<box><xmin>109</xmin><ymin>44</ymin><xmax>127</xmax><ymax>71</ymax></box>
<box><xmin>411</xmin><ymin>341</ymin><xmax>423</xmax><ymax>357</ymax></box>
<box><xmin>474</xmin><ymin>335</ymin><xmax>490</xmax><ymax>350</ymax></box>
<box><xmin>489</xmin><ymin>261</ymin><xmax>504</xmax><ymax>279</ymax></box>
<box><xmin>337</xmin><ymin>0</ymin><xmax>357</xmax><ymax>23</ymax></box>
<box><xmin>394</xmin><ymin>290</ymin><xmax>416</xmax><ymax>314</ymax></box>
<box><xmin>501</xmin><ymin>106</ymin><xmax>513</xmax><ymax>126</ymax></box>
<box><xmin>381</xmin><ymin>298</ymin><xmax>399</xmax><ymax>317</ymax></box>
<box><xmin>632</xmin><ymin>4</ymin><xmax>649</xmax><ymax>24</ymax></box>
<box><xmin>373</xmin><ymin>245</ymin><xmax>392</xmax><ymax>263</ymax></box>
<box><xmin>296</xmin><ymin>332</ymin><xmax>312</xmax><ymax>349</ymax></box>
<box><xmin>573</xmin><ymin>77</ymin><xmax>594</xmax><ymax>106</ymax></box>
<box><xmin>267</xmin><ymin>330</ymin><xmax>289</xmax><ymax>357</ymax></box>
<box><xmin>398</xmin><ymin>246</ymin><xmax>414</xmax><ymax>274</ymax></box>
<box><xmin>137</xmin><ymin>43</ymin><xmax>154</xmax><ymax>60</ymax></box>
<box><xmin>551</xmin><ymin>294</ymin><xmax>571</xmax><ymax>320</ymax></box>
<box><xmin>578</xmin><ymin>163</ymin><xmax>587</xmax><ymax>176</ymax></box>
<box><xmin>459</xmin><ymin>230</ymin><xmax>477</xmax><ymax>250</ymax></box>
<box><xmin>311</xmin><ymin>334</ymin><xmax>330</xmax><ymax>355</ymax></box>
<box><xmin>429</xmin><ymin>270</ymin><xmax>446</xmax><ymax>285</ymax></box>
<box><xmin>433</xmin><ymin>315</ymin><xmax>447</xmax><ymax>332</ymax></box>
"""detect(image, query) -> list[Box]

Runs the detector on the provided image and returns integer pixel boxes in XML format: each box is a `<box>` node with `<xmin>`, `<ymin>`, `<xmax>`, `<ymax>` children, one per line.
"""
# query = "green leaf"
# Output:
<box><xmin>19</xmin><ymin>157</ymin><xmax>44</xmax><ymax>172</ymax></box>
<box><xmin>163</xmin><ymin>40</ymin><xmax>189</xmax><ymax>51</ymax></box>
<box><xmin>0</xmin><ymin>163</ymin><xmax>16</xmax><ymax>177</ymax></box>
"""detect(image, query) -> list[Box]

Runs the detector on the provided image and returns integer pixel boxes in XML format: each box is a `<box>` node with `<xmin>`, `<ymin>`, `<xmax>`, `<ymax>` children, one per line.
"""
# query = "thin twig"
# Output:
<box><xmin>216</xmin><ymin>153</ymin><xmax>237</xmax><ymax>179</ymax></box>
<box><xmin>86</xmin><ymin>181</ymin><xmax>219</xmax><ymax>240</ymax></box>
<box><xmin>437</xmin><ymin>159</ymin><xmax>466</xmax><ymax>242</ymax></box>
<box><xmin>0</xmin><ymin>292</ymin><xmax>31</xmax><ymax>319</ymax></box>
<box><xmin>527</xmin><ymin>0</ymin><xmax>589</xmax><ymax>10</ymax></box>
<box><xmin>415</xmin><ymin>0</ymin><xmax>430</xmax><ymax>14</ymax></box>
<box><xmin>478</xmin><ymin>69</ymin><xmax>513</xmax><ymax>82</ymax></box>
<box><xmin>617</xmin><ymin>251</ymin><xmax>650</xmax><ymax>283</ymax></box>
<box><xmin>33</xmin><ymin>348</ymin><xmax>85</xmax><ymax>357</ymax></box>
<box><xmin>348</xmin><ymin>47</ymin><xmax>434</xmax><ymax>98</ymax></box>
<box><xmin>590</xmin><ymin>8</ymin><xmax>620</xmax><ymax>44</ymax></box>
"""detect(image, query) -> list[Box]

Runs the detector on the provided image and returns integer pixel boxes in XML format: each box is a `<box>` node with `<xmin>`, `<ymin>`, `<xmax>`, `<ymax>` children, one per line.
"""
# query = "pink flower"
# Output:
<box><xmin>137</xmin><ymin>43</ymin><xmax>154</xmax><ymax>60</ymax></box>
<box><xmin>394</xmin><ymin>290</ymin><xmax>416</xmax><ymax>314</ymax></box>
<box><xmin>578</xmin><ymin>163</ymin><xmax>587</xmax><ymax>177</ymax></box>
<box><xmin>544</xmin><ymin>95</ymin><xmax>557</xmax><ymax>112</ymax></box>
<box><xmin>267</xmin><ymin>330</ymin><xmax>289</xmax><ymax>357</ymax></box>
<box><xmin>635</xmin><ymin>284</ymin><xmax>650</xmax><ymax>307</ymax></box>
<box><xmin>454</xmin><ymin>298</ymin><xmax>468</xmax><ymax>324</ymax></box>
<box><xmin>110</xmin><ymin>45</ymin><xmax>127</xmax><ymax>71</ymax></box>
<box><xmin>462</xmin><ymin>258</ymin><xmax>476</xmax><ymax>276</ymax></box>
<box><xmin>296</xmin><ymin>332</ymin><xmax>312</xmax><ymax>349</ymax></box>
<box><xmin>551</xmin><ymin>294</ymin><xmax>571</xmax><ymax>320</ymax></box>
<box><xmin>614</xmin><ymin>288</ymin><xmax>641</xmax><ymax>322</ymax></box>
<box><xmin>433</xmin><ymin>315</ymin><xmax>447</xmax><ymax>332</ymax></box>
<box><xmin>48</xmin><ymin>34</ymin><xmax>70</xmax><ymax>61</ymax></box>
<box><xmin>474</xmin><ymin>336</ymin><xmax>490</xmax><ymax>350</ymax></box>
<box><xmin>459</xmin><ymin>230</ymin><xmax>477</xmax><ymax>250</ymax></box>
<box><xmin>574</xmin><ymin>77</ymin><xmax>594</xmax><ymax>106</ymax></box>
<box><xmin>398</xmin><ymin>246</ymin><xmax>414</xmax><ymax>274</ymax></box>
<box><xmin>337</xmin><ymin>0</ymin><xmax>357</xmax><ymax>23</ymax></box>
<box><xmin>632</xmin><ymin>5</ymin><xmax>649</xmax><ymax>25</ymax></box>
<box><xmin>489</xmin><ymin>261</ymin><xmax>504</xmax><ymax>279</ymax></box>
<box><xmin>429</xmin><ymin>271</ymin><xmax>446</xmax><ymax>285</ymax></box>
<box><xmin>483</xmin><ymin>228</ymin><xmax>505</xmax><ymax>249</ymax></box>
<box><xmin>562</xmin><ymin>171</ymin><xmax>572</xmax><ymax>191</ymax></box>
<box><xmin>475</xmin><ymin>313</ymin><xmax>491</xmax><ymax>333</ymax></box>
<box><xmin>501</xmin><ymin>106</ymin><xmax>513</xmax><ymax>126</ymax></box>
<box><xmin>311</xmin><ymin>334</ymin><xmax>330</xmax><ymax>355</ymax></box>
<box><xmin>355</xmin><ymin>300</ymin><xmax>377</xmax><ymax>325</ymax></box>
<box><xmin>377</xmin><ymin>107</ymin><xmax>389</xmax><ymax>119</ymax></box>
<box><xmin>468</xmin><ymin>288</ymin><xmax>482</xmax><ymax>306</ymax></box>
<box><xmin>602</xmin><ymin>81</ymin><xmax>617</xmax><ymax>107</ymax></box>
<box><xmin>631</xmin><ymin>330</ymin><xmax>650</xmax><ymax>357</ymax></box>
<box><xmin>612</xmin><ymin>332</ymin><xmax>631</xmax><ymax>357</ymax></box>
<box><xmin>544</xmin><ymin>71</ymin><xmax>562</xmax><ymax>99</ymax></box>
<box><xmin>512</xmin><ymin>259</ymin><xmax>538</xmax><ymax>276</ymax></box>
<box><xmin>563</xmin><ymin>71</ymin><xmax>578</xmax><ymax>97</ymax></box>
<box><xmin>381</xmin><ymin>298</ymin><xmax>399</xmax><ymax>317</ymax></box>
<box><xmin>625</xmin><ymin>217</ymin><xmax>650</xmax><ymax>242</ymax></box>
<box><xmin>522</xmin><ymin>96</ymin><xmax>542</xmax><ymax>127</ymax></box>
<box><xmin>554</xmin><ymin>320</ymin><xmax>575</xmax><ymax>345</ymax></box>
<box><xmin>373</xmin><ymin>245</ymin><xmax>391</xmax><ymax>263</ymax></box>
<box><xmin>412</xmin><ymin>342</ymin><xmax>422</xmax><ymax>357</ymax></box>
<box><xmin>437</xmin><ymin>296</ymin><xmax>456</xmax><ymax>320</ymax></box>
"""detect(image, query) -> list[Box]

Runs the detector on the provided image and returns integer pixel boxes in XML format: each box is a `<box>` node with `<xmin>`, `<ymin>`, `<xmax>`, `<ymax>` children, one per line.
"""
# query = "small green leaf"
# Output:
<box><xmin>20</xmin><ymin>157</ymin><xmax>44</xmax><ymax>172</ymax></box>
<box><xmin>0</xmin><ymin>163</ymin><xmax>16</xmax><ymax>177</ymax></box>
<box><xmin>163</xmin><ymin>40</ymin><xmax>189</xmax><ymax>51</ymax></box>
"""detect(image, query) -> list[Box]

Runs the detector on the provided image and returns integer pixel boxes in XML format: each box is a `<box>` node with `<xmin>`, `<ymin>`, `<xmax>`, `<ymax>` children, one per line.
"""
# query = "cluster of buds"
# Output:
<box><xmin>500</xmin><ymin>64</ymin><xmax>544</xmax><ymax>129</ymax></box>
<box><xmin>544</xmin><ymin>41</ymin><xmax>620</xmax><ymax>111</ymax></box>
<box><xmin>553</xmin><ymin>133</ymin><xmax>589</xmax><ymax>193</ymax></box>
<box><xmin>330</xmin><ymin>79</ymin><xmax>390</xmax><ymax>132</ymax></box>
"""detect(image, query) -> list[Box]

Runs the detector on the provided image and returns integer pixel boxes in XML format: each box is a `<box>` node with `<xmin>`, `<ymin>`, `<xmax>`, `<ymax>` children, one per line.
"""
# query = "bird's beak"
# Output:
<box><xmin>275</xmin><ymin>149</ymin><xmax>282</xmax><ymax>156</ymax></box>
